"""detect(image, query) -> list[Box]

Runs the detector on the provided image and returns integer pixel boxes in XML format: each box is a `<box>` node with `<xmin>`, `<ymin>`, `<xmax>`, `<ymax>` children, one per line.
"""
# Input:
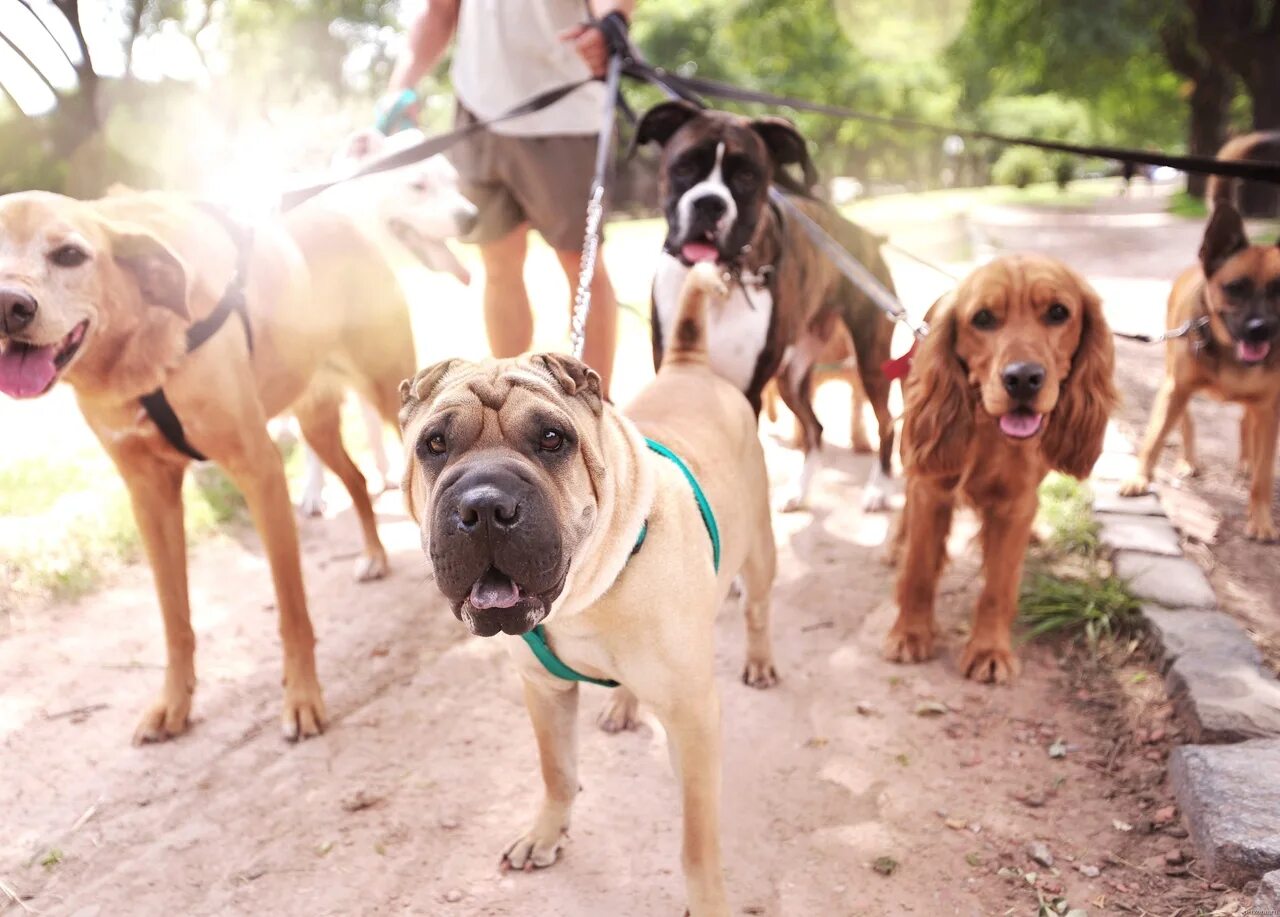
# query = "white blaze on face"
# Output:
<box><xmin>675</xmin><ymin>142</ymin><xmax>738</xmax><ymax>248</ymax></box>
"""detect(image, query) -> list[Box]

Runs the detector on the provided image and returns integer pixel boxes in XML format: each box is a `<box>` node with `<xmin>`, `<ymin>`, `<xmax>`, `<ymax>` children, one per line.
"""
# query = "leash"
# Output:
<box><xmin>519</xmin><ymin>437</ymin><xmax>720</xmax><ymax>687</ymax></box>
<box><xmin>1112</xmin><ymin>315</ymin><xmax>1211</xmax><ymax>345</ymax></box>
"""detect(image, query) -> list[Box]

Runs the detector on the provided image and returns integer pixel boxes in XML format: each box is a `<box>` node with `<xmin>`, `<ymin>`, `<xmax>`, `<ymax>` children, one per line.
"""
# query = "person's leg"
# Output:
<box><xmin>479</xmin><ymin>224</ymin><xmax>535</xmax><ymax>359</ymax></box>
<box><xmin>553</xmin><ymin>246</ymin><xmax>617</xmax><ymax>396</ymax></box>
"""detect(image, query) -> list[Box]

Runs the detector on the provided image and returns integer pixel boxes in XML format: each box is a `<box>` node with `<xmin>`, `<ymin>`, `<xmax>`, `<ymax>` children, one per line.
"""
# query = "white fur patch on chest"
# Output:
<box><xmin>653</xmin><ymin>253</ymin><xmax>773</xmax><ymax>393</ymax></box>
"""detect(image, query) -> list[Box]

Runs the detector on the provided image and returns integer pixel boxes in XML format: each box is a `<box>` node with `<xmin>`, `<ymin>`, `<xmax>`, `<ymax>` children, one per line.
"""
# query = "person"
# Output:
<box><xmin>379</xmin><ymin>0</ymin><xmax>633</xmax><ymax>396</ymax></box>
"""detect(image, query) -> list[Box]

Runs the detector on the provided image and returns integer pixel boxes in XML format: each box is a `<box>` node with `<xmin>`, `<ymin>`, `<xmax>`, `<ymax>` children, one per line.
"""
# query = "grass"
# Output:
<box><xmin>1168</xmin><ymin>190</ymin><xmax>1208</xmax><ymax>219</ymax></box>
<box><xmin>1037</xmin><ymin>472</ymin><xmax>1099</xmax><ymax>555</ymax></box>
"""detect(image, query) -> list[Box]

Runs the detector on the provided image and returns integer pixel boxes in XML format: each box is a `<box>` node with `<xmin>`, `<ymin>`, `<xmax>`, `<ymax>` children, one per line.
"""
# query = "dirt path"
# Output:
<box><xmin>0</xmin><ymin>208</ymin><xmax>1242</xmax><ymax>916</ymax></box>
<box><xmin>968</xmin><ymin>191</ymin><xmax>1280</xmax><ymax>663</ymax></box>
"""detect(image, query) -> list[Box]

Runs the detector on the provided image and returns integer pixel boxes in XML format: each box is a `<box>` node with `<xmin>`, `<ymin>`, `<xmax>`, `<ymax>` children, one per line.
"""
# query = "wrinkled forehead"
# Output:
<box><xmin>413</xmin><ymin>361</ymin><xmax>575</xmax><ymax>426</ymax></box>
<box><xmin>667</xmin><ymin>114</ymin><xmax>767</xmax><ymax>164</ymax></box>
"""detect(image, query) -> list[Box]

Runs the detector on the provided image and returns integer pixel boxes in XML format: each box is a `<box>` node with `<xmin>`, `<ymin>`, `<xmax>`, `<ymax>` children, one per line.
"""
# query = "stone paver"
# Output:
<box><xmin>1170</xmin><ymin>740</ymin><xmax>1280</xmax><ymax>885</ymax></box>
<box><xmin>1143</xmin><ymin>607</ymin><xmax>1264</xmax><ymax>673</ymax></box>
<box><xmin>1099</xmin><ymin>515</ymin><xmax>1182</xmax><ymax>556</ymax></box>
<box><xmin>1114</xmin><ymin>552</ymin><xmax>1216</xmax><ymax>608</ymax></box>
<box><xmin>1166</xmin><ymin>655</ymin><xmax>1280</xmax><ymax>743</ymax></box>
<box><xmin>1093</xmin><ymin>489</ymin><xmax>1166</xmax><ymax>517</ymax></box>
<box><xmin>1091</xmin><ymin>451</ymin><xmax>1139</xmax><ymax>483</ymax></box>
<box><xmin>1255</xmin><ymin>870</ymin><xmax>1280</xmax><ymax>912</ymax></box>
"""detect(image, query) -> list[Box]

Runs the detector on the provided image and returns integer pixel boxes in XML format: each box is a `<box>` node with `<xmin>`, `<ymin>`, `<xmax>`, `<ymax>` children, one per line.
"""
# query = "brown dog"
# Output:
<box><xmin>1120</xmin><ymin>131</ymin><xmax>1280</xmax><ymax>541</ymax></box>
<box><xmin>886</xmin><ymin>255</ymin><xmax>1116</xmax><ymax>682</ymax></box>
<box><xmin>0</xmin><ymin>189</ymin><xmax>422</xmax><ymax>742</ymax></box>
<box><xmin>399</xmin><ymin>265</ymin><xmax>776</xmax><ymax>916</ymax></box>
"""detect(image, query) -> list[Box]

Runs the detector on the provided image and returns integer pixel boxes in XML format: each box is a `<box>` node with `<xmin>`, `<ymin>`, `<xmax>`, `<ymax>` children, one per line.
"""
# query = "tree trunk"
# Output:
<box><xmin>1186</xmin><ymin>64</ymin><xmax>1234</xmax><ymax>199</ymax></box>
<box><xmin>1238</xmin><ymin>53</ymin><xmax>1280</xmax><ymax>216</ymax></box>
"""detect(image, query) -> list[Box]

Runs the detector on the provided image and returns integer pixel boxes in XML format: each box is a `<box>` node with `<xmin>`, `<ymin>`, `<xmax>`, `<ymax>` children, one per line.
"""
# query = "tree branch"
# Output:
<box><xmin>0</xmin><ymin>26</ymin><xmax>61</xmax><ymax>98</ymax></box>
<box><xmin>50</xmin><ymin>0</ymin><xmax>96</xmax><ymax>82</ymax></box>
<box><xmin>123</xmin><ymin>0</ymin><xmax>144</xmax><ymax>76</ymax></box>
<box><xmin>15</xmin><ymin>0</ymin><xmax>80</xmax><ymax>75</ymax></box>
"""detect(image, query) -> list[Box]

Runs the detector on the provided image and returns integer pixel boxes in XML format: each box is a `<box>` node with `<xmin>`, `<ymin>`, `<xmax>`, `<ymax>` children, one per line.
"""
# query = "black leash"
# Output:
<box><xmin>139</xmin><ymin>203</ymin><xmax>254</xmax><ymax>462</ymax></box>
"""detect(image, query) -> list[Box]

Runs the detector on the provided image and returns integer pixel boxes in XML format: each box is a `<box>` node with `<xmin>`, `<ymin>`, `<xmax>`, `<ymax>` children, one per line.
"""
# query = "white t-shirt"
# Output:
<box><xmin>451</xmin><ymin>0</ymin><xmax>608</xmax><ymax>137</ymax></box>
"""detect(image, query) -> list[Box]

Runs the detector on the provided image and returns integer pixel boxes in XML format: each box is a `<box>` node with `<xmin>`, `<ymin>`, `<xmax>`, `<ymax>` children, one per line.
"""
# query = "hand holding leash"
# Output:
<box><xmin>374</xmin><ymin>88</ymin><xmax>422</xmax><ymax>135</ymax></box>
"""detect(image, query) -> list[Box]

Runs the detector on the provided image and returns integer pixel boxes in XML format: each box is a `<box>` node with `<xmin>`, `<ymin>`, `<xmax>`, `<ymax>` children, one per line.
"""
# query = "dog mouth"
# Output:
<box><xmin>457</xmin><ymin>567</ymin><xmax>547</xmax><ymax>637</ymax></box>
<box><xmin>0</xmin><ymin>319</ymin><xmax>89</xmax><ymax>399</ymax></box>
<box><xmin>1236</xmin><ymin>340</ymin><xmax>1271</xmax><ymax>364</ymax></box>
<box><xmin>998</xmin><ymin>407</ymin><xmax>1044</xmax><ymax>439</ymax></box>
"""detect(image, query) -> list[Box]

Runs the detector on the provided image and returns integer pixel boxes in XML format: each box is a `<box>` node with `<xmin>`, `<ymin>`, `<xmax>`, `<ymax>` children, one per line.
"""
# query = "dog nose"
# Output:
<box><xmin>456</xmin><ymin>484</ymin><xmax>520</xmax><ymax>532</ymax></box>
<box><xmin>454</xmin><ymin>207</ymin><xmax>478</xmax><ymax>237</ymax></box>
<box><xmin>1245</xmin><ymin>317</ymin><xmax>1274</xmax><ymax>343</ymax></box>
<box><xmin>0</xmin><ymin>287</ymin><xmax>37</xmax><ymax>335</ymax></box>
<box><xmin>1001</xmin><ymin>361</ymin><xmax>1046</xmax><ymax>401</ymax></box>
<box><xmin>692</xmin><ymin>195</ymin><xmax>727</xmax><ymax>221</ymax></box>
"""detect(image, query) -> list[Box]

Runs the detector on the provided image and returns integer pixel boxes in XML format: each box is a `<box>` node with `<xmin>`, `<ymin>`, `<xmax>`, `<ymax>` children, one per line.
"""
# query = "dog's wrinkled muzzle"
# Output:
<box><xmin>429</xmin><ymin>459</ymin><xmax>567</xmax><ymax>636</ymax></box>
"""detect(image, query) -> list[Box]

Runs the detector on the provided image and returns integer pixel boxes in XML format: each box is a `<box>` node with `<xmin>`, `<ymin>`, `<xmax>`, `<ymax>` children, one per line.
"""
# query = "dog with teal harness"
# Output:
<box><xmin>398</xmin><ymin>264</ymin><xmax>777</xmax><ymax>914</ymax></box>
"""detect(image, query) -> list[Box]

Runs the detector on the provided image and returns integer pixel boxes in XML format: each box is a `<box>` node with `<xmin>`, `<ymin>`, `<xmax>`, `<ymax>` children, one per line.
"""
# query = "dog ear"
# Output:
<box><xmin>533</xmin><ymin>353</ymin><xmax>603</xmax><ymax>416</ymax></box>
<box><xmin>1200</xmin><ymin>203</ymin><xmax>1249</xmax><ymax>278</ymax></box>
<box><xmin>749</xmin><ymin>117</ymin><xmax>819</xmax><ymax>190</ymax></box>
<box><xmin>634</xmin><ymin>100</ymin><xmax>702</xmax><ymax>149</ymax></box>
<box><xmin>398</xmin><ymin>358</ymin><xmax>462</xmax><ymax>428</ymax></box>
<box><xmin>105</xmin><ymin>223</ymin><xmax>191</xmax><ymax>320</ymax></box>
<box><xmin>901</xmin><ymin>296</ymin><xmax>973</xmax><ymax>478</ymax></box>
<box><xmin>1041</xmin><ymin>278</ymin><xmax>1118</xmax><ymax>479</ymax></box>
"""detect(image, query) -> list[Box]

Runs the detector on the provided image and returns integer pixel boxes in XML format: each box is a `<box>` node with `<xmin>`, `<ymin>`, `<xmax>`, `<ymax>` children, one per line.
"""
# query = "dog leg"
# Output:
<box><xmin>657</xmin><ymin>691</ymin><xmax>730</xmax><ymax>917</ymax></box>
<box><xmin>740</xmin><ymin>527</ymin><xmax>779</xmax><ymax>688</ymax></box>
<box><xmin>1177</xmin><ymin>411</ymin><xmax>1200</xmax><ymax>478</ymax></box>
<box><xmin>299</xmin><ymin>441</ymin><xmax>328</xmax><ymax>518</ymax></box>
<box><xmin>222</xmin><ymin>429</ymin><xmax>327</xmax><ymax>741</ymax></box>
<box><xmin>504</xmin><ymin>678</ymin><xmax>579</xmax><ymax>869</ymax></box>
<box><xmin>1240</xmin><ymin>411</ymin><xmax>1255</xmax><ymax>478</ymax></box>
<box><xmin>885</xmin><ymin>477</ymin><xmax>953</xmax><ymax>663</ymax></box>
<box><xmin>777</xmin><ymin>360</ymin><xmax>823</xmax><ymax>512</ymax></box>
<box><xmin>1244</xmin><ymin>398</ymin><xmax>1280</xmax><ymax>542</ymax></box>
<box><xmin>1120</xmin><ymin>378</ymin><xmax>1193</xmax><ymax>496</ymax></box>
<box><xmin>849</xmin><ymin>370</ymin><xmax>874</xmax><ymax>454</ymax></box>
<box><xmin>360</xmin><ymin>397</ymin><xmax>395</xmax><ymax>492</ymax></box>
<box><xmin>596</xmin><ymin>686</ymin><xmax>641</xmax><ymax>733</ymax></box>
<box><xmin>961</xmin><ymin>496</ymin><xmax>1037</xmax><ymax>683</ymax></box>
<box><xmin>115</xmin><ymin>453</ymin><xmax>196</xmax><ymax>744</ymax></box>
<box><xmin>294</xmin><ymin>390</ymin><xmax>389</xmax><ymax>581</ymax></box>
<box><xmin>859</xmin><ymin>358</ymin><xmax>896</xmax><ymax>514</ymax></box>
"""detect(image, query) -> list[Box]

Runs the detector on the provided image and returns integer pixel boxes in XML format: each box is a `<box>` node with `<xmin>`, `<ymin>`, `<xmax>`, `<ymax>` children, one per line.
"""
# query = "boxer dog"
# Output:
<box><xmin>637</xmin><ymin>100</ymin><xmax>898</xmax><ymax>512</ymax></box>
<box><xmin>399</xmin><ymin>264</ymin><xmax>777</xmax><ymax>916</ymax></box>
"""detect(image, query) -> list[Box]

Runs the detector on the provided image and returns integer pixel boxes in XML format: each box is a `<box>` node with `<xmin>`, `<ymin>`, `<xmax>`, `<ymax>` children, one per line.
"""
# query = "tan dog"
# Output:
<box><xmin>0</xmin><ymin>189</ymin><xmax>418</xmax><ymax>742</ymax></box>
<box><xmin>399</xmin><ymin>265</ymin><xmax>776</xmax><ymax>916</ymax></box>
<box><xmin>887</xmin><ymin>255</ymin><xmax>1116</xmax><ymax>681</ymax></box>
<box><xmin>1120</xmin><ymin>131</ymin><xmax>1280</xmax><ymax>541</ymax></box>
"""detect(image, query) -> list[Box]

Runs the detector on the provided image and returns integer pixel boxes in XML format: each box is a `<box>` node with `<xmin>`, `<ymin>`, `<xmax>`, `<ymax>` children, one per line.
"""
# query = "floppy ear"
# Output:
<box><xmin>634</xmin><ymin>100</ymin><xmax>702</xmax><ymax>149</ymax></box>
<box><xmin>1041</xmin><ymin>279</ymin><xmax>1117</xmax><ymax>479</ymax></box>
<box><xmin>1200</xmin><ymin>203</ymin><xmax>1249</xmax><ymax>278</ymax></box>
<box><xmin>750</xmin><ymin>116</ymin><xmax>819</xmax><ymax>190</ymax></box>
<box><xmin>105</xmin><ymin>224</ymin><xmax>191</xmax><ymax>320</ymax></box>
<box><xmin>901</xmin><ymin>297</ymin><xmax>973</xmax><ymax>478</ymax></box>
<box><xmin>398</xmin><ymin>357</ymin><xmax>461</xmax><ymax>429</ymax></box>
<box><xmin>533</xmin><ymin>353</ymin><xmax>603</xmax><ymax>416</ymax></box>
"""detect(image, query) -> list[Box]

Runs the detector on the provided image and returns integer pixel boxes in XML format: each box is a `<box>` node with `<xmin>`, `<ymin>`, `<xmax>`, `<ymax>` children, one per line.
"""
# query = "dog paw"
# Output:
<box><xmin>1175</xmin><ymin>459</ymin><xmax>1201</xmax><ymax>479</ymax></box>
<box><xmin>742</xmin><ymin>658</ymin><xmax>779</xmax><ymax>689</ymax></box>
<box><xmin>353</xmin><ymin>549</ymin><xmax>390</xmax><ymax>582</ymax></box>
<box><xmin>1117</xmin><ymin>476</ymin><xmax>1151</xmax><ymax>497</ymax></box>
<box><xmin>861</xmin><ymin>485</ymin><xmax>888</xmax><ymax>514</ymax></box>
<box><xmin>502</xmin><ymin>823</ymin><xmax>566</xmax><ymax>871</ymax></box>
<box><xmin>281</xmin><ymin>678</ymin><xmax>327</xmax><ymax>742</ymax></box>
<box><xmin>960</xmin><ymin>641</ymin><xmax>1019</xmax><ymax>684</ymax></box>
<box><xmin>298</xmin><ymin>493</ymin><xmax>326</xmax><ymax>518</ymax></box>
<box><xmin>1245</xmin><ymin>514</ymin><xmax>1278</xmax><ymax>543</ymax></box>
<box><xmin>779</xmin><ymin>494</ymin><xmax>808</xmax><ymax>513</ymax></box>
<box><xmin>596</xmin><ymin>692</ymin><xmax>640</xmax><ymax>734</ymax></box>
<box><xmin>883</xmin><ymin>626</ymin><xmax>935</xmax><ymax>664</ymax></box>
<box><xmin>132</xmin><ymin>690</ymin><xmax>194</xmax><ymax>745</ymax></box>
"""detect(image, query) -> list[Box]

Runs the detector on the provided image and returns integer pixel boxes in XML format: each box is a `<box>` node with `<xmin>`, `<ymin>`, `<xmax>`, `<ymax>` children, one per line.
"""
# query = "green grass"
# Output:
<box><xmin>1037</xmin><ymin>472</ymin><xmax>1099</xmax><ymax>555</ymax></box>
<box><xmin>1020</xmin><ymin>572</ymin><xmax>1140</xmax><ymax>647</ymax></box>
<box><xmin>1168</xmin><ymin>190</ymin><xmax>1208</xmax><ymax>219</ymax></box>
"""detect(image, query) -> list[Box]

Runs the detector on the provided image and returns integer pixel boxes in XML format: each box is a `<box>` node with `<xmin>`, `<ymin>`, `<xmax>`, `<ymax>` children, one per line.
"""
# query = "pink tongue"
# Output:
<box><xmin>1238</xmin><ymin>340</ymin><xmax>1271</xmax><ymax>363</ymax></box>
<box><xmin>0</xmin><ymin>344</ymin><xmax>58</xmax><ymax>399</ymax></box>
<box><xmin>469</xmin><ymin>570</ymin><xmax>521</xmax><ymax>610</ymax></box>
<box><xmin>999</xmin><ymin>412</ymin><xmax>1043</xmax><ymax>438</ymax></box>
<box><xmin>680</xmin><ymin>241</ymin><xmax>720</xmax><ymax>264</ymax></box>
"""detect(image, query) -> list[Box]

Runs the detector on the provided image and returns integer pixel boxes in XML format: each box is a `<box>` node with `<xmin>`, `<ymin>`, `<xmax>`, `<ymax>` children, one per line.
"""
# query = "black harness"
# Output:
<box><xmin>139</xmin><ymin>204</ymin><xmax>254</xmax><ymax>462</ymax></box>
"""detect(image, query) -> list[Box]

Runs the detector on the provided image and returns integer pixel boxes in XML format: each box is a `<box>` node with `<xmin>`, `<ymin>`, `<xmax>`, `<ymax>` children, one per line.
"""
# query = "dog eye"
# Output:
<box><xmin>424</xmin><ymin>433</ymin><xmax>447</xmax><ymax>456</ymax></box>
<box><xmin>971</xmin><ymin>308</ymin><xmax>998</xmax><ymax>330</ymax></box>
<box><xmin>49</xmin><ymin>244</ymin><xmax>89</xmax><ymax>268</ymax></box>
<box><xmin>1222</xmin><ymin>278</ymin><xmax>1253</xmax><ymax>298</ymax></box>
<box><xmin>1046</xmin><ymin>302</ymin><xmax>1070</xmax><ymax>325</ymax></box>
<box><xmin>730</xmin><ymin>169</ymin><xmax>759</xmax><ymax>192</ymax></box>
<box><xmin>539</xmin><ymin>429</ymin><xmax>564</xmax><ymax>452</ymax></box>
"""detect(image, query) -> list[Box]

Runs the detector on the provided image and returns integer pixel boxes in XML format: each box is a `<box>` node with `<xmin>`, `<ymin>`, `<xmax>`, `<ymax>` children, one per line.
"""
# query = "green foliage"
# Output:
<box><xmin>1037</xmin><ymin>473</ymin><xmax>1099</xmax><ymax>555</ymax></box>
<box><xmin>993</xmin><ymin>147</ymin><xmax>1050</xmax><ymax>188</ymax></box>
<box><xmin>1020</xmin><ymin>573</ymin><xmax>1140</xmax><ymax>647</ymax></box>
<box><xmin>1169</xmin><ymin>190</ymin><xmax>1210</xmax><ymax>219</ymax></box>
<box><xmin>1051</xmin><ymin>155</ymin><xmax>1075</xmax><ymax>190</ymax></box>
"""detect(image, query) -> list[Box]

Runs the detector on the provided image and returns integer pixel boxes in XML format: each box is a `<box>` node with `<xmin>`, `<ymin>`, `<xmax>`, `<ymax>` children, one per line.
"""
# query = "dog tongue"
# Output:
<box><xmin>469</xmin><ymin>569</ymin><xmax>522</xmax><ymax>610</ymax></box>
<box><xmin>1238</xmin><ymin>340</ymin><xmax>1271</xmax><ymax>363</ymax></box>
<box><xmin>999</xmin><ymin>411</ymin><xmax>1043</xmax><ymax>439</ymax></box>
<box><xmin>680</xmin><ymin>241</ymin><xmax>720</xmax><ymax>264</ymax></box>
<box><xmin>0</xmin><ymin>343</ymin><xmax>58</xmax><ymax>399</ymax></box>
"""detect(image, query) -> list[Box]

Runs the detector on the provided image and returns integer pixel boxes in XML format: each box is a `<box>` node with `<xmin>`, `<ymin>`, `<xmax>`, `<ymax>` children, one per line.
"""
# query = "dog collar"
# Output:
<box><xmin>518</xmin><ymin>438</ymin><xmax>721</xmax><ymax>688</ymax></box>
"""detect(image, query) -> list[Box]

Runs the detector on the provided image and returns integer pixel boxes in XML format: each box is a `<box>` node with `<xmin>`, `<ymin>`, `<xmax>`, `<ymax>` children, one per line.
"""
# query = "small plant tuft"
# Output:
<box><xmin>1020</xmin><ymin>572</ymin><xmax>1140</xmax><ymax>647</ymax></box>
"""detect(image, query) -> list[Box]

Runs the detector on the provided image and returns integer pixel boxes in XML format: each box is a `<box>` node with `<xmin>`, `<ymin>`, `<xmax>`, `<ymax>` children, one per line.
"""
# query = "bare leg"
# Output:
<box><xmin>504</xmin><ymin>679</ymin><xmax>580</xmax><ymax>869</ymax></box>
<box><xmin>554</xmin><ymin>244</ymin><xmax>618</xmax><ymax>398</ymax></box>
<box><xmin>480</xmin><ymin>224</ymin><xmax>535</xmax><ymax>360</ymax></box>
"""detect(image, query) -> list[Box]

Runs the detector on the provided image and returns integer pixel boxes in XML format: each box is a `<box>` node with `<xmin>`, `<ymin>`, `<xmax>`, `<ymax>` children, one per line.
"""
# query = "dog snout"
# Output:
<box><xmin>692</xmin><ymin>194</ymin><xmax>728</xmax><ymax>222</ymax></box>
<box><xmin>456</xmin><ymin>483</ymin><xmax>520</xmax><ymax>532</ymax></box>
<box><xmin>1244</xmin><ymin>316</ymin><xmax>1275</xmax><ymax>343</ymax></box>
<box><xmin>0</xmin><ymin>287</ymin><xmax>37</xmax><ymax>336</ymax></box>
<box><xmin>453</xmin><ymin>206</ymin><xmax>479</xmax><ymax>237</ymax></box>
<box><xmin>1001</xmin><ymin>361</ymin><xmax>1046</xmax><ymax>402</ymax></box>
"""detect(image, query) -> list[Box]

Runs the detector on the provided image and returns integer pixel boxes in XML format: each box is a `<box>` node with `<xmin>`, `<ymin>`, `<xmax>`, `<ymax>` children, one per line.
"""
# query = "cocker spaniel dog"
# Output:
<box><xmin>885</xmin><ymin>254</ymin><xmax>1117</xmax><ymax>682</ymax></box>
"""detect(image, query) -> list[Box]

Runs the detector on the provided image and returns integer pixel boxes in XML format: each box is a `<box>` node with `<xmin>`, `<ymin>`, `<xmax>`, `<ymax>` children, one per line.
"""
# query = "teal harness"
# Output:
<box><xmin>518</xmin><ymin>438</ymin><xmax>721</xmax><ymax>688</ymax></box>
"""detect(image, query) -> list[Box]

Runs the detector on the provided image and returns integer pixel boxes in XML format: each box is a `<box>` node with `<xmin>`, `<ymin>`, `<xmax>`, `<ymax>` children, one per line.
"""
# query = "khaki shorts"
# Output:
<box><xmin>449</xmin><ymin>104</ymin><xmax>599</xmax><ymax>252</ymax></box>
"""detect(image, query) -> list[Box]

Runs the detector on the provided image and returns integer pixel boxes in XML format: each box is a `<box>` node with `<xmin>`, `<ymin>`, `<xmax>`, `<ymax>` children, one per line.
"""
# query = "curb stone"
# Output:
<box><xmin>1255</xmin><ymin>870</ymin><xmax>1280</xmax><ymax>912</ymax></box>
<box><xmin>1112</xmin><ymin>552</ymin><xmax>1217</xmax><ymax>609</ymax></box>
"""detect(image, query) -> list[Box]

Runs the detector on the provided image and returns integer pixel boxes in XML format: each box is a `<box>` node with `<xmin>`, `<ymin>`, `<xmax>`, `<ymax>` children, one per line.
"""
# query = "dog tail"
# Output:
<box><xmin>1207</xmin><ymin>130</ymin><xmax>1280</xmax><ymax>210</ymax></box>
<box><xmin>663</xmin><ymin>262</ymin><xmax>728</xmax><ymax>368</ymax></box>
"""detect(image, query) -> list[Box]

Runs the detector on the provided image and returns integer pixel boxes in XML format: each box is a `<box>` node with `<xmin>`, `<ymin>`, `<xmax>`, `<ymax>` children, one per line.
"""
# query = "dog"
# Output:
<box><xmin>1119</xmin><ymin>131</ymin><xmax>1280</xmax><ymax>541</ymax></box>
<box><xmin>0</xmin><ymin>185</ymin><xmax>428</xmax><ymax>742</ymax></box>
<box><xmin>398</xmin><ymin>264</ymin><xmax>776</xmax><ymax>916</ymax></box>
<box><xmin>297</xmin><ymin>128</ymin><xmax>477</xmax><ymax>517</ymax></box>
<box><xmin>636</xmin><ymin>100</ymin><xmax>898</xmax><ymax>512</ymax></box>
<box><xmin>885</xmin><ymin>255</ymin><xmax>1116</xmax><ymax>682</ymax></box>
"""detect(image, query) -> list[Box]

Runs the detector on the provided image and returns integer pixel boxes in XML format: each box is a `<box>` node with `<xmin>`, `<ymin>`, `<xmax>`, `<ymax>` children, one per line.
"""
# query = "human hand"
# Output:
<box><xmin>559</xmin><ymin>22</ymin><xmax>609</xmax><ymax>78</ymax></box>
